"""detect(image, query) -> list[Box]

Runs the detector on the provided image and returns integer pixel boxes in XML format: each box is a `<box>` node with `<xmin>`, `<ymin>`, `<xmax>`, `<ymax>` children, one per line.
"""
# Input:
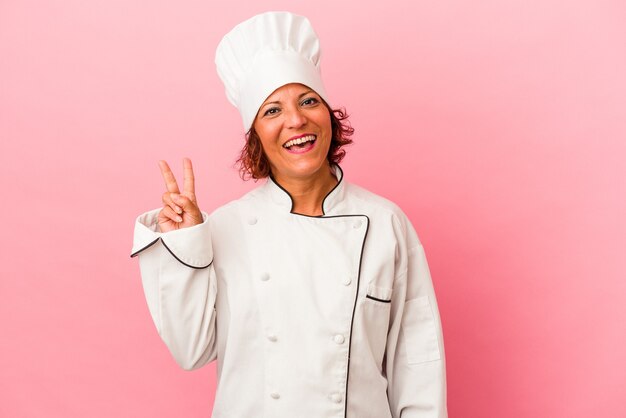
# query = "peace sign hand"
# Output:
<box><xmin>157</xmin><ymin>158</ymin><xmax>203</xmax><ymax>233</ymax></box>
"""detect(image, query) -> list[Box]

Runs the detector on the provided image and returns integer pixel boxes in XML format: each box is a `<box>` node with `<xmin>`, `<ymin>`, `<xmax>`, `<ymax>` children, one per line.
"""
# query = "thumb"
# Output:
<box><xmin>170</xmin><ymin>193</ymin><xmax>201</xmax><ymax>219</ymax></box>
<box><xmin>170</xmin><ymin>193</ymin><xmax>194</xmax><ymax>209</ymax></box>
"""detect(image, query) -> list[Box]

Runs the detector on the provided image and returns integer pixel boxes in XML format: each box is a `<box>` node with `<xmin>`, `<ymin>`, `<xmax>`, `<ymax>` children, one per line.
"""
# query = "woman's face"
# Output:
<box><xmin>254</xmin><ymin>83</ymin><xmax>332</xmax><ymax>182</ymax></box>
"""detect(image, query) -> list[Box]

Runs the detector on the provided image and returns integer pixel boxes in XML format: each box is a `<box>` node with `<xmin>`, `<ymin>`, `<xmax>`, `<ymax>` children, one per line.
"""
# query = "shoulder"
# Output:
<box><xmin>344</xmin><ymin>181</ymin><xmax>422</xmax><ymax>248</ymax></box>
<box><xmin>344</xmin><ymin>181</ymin><xmax>411</xmax><ymax>224</ymax></box>
<box><xmin>207</xmin><ymin>186</ymin><xmax>259</xmax><ymax>220</ymax></box>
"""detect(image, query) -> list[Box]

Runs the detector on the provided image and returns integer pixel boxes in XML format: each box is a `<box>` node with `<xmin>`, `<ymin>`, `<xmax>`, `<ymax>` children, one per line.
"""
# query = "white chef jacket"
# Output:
<box><xmin>131</xmin><ymin>165</ymin><xmax>447</xmax><ymax>418</ymax></box>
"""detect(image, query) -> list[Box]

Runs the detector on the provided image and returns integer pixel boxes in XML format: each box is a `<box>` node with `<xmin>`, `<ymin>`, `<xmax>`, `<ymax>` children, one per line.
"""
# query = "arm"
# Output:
<box><xmin>131</xmin><ymin>208</ymin><xmax>218</xmax><ymax>370</ymax></box>
<box><xmin>386</xmin><ymin>226</ymin><xmax>447</xmax><ymax>417</ymax></box>
<box><xmin>130</xmin><ymin>158</ymin><xmax>217</xmax><ymax>370</ymax></box>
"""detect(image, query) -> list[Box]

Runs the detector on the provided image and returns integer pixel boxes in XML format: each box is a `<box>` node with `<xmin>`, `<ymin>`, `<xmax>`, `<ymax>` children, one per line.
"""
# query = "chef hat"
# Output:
<box><xmin>215</xmin><ymin>11</ymin><xmax>329</xmax><ymax>131</ymax></box>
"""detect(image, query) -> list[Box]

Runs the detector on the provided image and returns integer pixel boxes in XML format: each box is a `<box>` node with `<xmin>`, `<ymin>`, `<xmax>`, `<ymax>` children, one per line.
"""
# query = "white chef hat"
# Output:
<box><xmin>215</xmin><ymin>11</ymin><xmax>329</xmax><ymax>131</ymax></box>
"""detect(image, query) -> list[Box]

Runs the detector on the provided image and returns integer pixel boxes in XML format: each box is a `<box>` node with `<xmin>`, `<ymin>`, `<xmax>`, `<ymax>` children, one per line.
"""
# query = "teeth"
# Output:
<box><xmin>283</xmin><ymin>135</ymin><xmax>316</xmax><ymax>148</ymax></box>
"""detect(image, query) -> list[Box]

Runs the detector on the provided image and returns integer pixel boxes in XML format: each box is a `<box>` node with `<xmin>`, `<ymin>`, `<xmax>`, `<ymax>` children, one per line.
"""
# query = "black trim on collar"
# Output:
<box><xmin>268</xmin><ymin>164</ymin><xmax>343</xmax><ymax>216</ymax></box>
<box><xmin>268</xmin><ymin>173</ymin><xmax>295</xmax><ymax>212</ymax></box>
<box><xmin>321</xmin><ymin>164</ymin><xmax>343</xmax><ymax>215</ymax></box>
<box><xmin>130</xmin><ymin>237</ymin><xmax>212</xmax><ymax>270</ymax></box>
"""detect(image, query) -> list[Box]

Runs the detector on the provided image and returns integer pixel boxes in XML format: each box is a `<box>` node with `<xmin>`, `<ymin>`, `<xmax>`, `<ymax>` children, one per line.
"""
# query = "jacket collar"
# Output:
<box><xmin>263</xmin><ymin>164</ymin><xmax>345</xmax><ymax>216</ymax></box>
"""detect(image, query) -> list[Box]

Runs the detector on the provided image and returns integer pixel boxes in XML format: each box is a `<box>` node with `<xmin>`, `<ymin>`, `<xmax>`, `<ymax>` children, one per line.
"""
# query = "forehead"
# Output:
<box><xmin>262</xmin><ymin>83</ymin><xmax>316</xmax><ymax>103</ymax></box>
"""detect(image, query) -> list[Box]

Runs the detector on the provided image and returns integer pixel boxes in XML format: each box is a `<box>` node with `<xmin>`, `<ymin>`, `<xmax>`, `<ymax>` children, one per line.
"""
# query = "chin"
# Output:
<box><xmin>281</xmin><ymin>159</ymin><xmax>330</xmax><ymax>180</ymax></box>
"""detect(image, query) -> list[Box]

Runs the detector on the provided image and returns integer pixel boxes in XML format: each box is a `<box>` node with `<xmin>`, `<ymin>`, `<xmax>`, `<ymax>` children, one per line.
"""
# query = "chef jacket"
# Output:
<box><xmin>131</xmin><ymin>165</ymin><xmax>447</xmax><ymax>418</ymax></box>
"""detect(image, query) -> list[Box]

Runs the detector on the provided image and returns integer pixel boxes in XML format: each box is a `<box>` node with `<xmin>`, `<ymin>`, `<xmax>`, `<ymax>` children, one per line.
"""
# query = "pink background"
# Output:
<box><xmin>1</xmin><ymin>0</ymin><xmax>625</xmax><ymax>417</ymax></box>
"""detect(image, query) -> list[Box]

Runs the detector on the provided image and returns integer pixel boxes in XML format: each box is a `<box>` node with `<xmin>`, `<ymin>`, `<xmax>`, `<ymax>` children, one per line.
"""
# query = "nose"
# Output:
<box><xmin>285</xmin><ymin>106</ymin><xmax>307</xmax><ymax>129</ymax></box>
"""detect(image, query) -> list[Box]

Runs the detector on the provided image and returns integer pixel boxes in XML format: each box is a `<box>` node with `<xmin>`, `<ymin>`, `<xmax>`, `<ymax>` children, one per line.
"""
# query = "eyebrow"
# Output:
<box><xmin>261</xmin><ymin>90</ymin><xmax>315</xmax><ymax>108</ymax></box>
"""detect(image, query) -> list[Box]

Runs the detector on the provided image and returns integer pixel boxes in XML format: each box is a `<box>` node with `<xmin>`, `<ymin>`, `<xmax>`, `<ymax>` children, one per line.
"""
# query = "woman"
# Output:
<box><xmin>131</xmin><ymin>11</ymin><xmax>447</xmax><ymax>418</ymax></box>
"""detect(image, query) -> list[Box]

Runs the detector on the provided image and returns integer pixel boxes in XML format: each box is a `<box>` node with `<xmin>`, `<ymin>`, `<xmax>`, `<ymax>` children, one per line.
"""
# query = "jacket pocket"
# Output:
<box><xmin>365</xmin><ymin>284</ymin><xmax>393</xmax><ymax>304</ymax></box>
<box><xmin>402</xmin><ymin>295</ymin><xmax>441</xmax><ymax>365</ymax></box>
<box><xmin>361</xmin><ymin>284</ymin><xmax>393</xmax><ymax>367</ymax></box>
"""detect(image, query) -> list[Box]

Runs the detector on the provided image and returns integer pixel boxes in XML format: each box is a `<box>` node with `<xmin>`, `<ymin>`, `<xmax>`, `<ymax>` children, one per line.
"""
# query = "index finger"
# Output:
<box><xmin>183</xmin><ymin>157</ymin><xmax>195</xmax><ymax>195</ymax></box>
<box><xmin>158</xmin><ymin>160</ymin><xmax>180</xmax><ymax>193</ymax></box>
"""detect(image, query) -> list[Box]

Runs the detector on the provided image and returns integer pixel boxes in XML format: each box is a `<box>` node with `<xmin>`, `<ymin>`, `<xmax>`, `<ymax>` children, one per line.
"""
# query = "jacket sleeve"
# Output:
<box><xmin>386</xmin><ymin>223</ymin><xmax>447</xmax><ymax>417</ymax></box>
<box><xmin>130</xmin><ymin>208</ymin><xmax>218</xmax><ymax>371</ymax></box>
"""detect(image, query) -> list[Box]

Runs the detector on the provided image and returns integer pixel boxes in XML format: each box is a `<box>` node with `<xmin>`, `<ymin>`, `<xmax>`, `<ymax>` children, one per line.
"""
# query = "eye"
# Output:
<box><xmin>263</xmin><ymin>106</ymin><xmax>280</xmax><ymax>117</ymax></box>
<box><xmin>301</xmin><ymin>97</ymin><xmax>319</xmax><ymax>106</ymax></box>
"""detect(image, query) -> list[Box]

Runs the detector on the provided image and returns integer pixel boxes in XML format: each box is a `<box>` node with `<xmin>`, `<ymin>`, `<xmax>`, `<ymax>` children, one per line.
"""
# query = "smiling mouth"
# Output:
<box><xmin>283</xmin><ymin>134</ymin><xmax>317</xmax><ymax>150</ymax></box>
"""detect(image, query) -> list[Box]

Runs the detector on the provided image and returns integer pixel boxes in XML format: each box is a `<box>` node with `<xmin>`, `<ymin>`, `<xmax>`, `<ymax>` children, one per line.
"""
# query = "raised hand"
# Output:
<box><xmin>157</xmin><ymin>158</ymin><xmax>203</xmax><ymax>232</ymax></box>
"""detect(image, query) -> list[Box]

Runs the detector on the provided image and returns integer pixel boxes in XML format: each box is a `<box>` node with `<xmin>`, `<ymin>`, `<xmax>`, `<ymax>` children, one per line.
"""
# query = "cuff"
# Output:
<box><xmin>130</xmin><ymin>208</ymin><xmax>213</xmax><ymax>269</ymax></box>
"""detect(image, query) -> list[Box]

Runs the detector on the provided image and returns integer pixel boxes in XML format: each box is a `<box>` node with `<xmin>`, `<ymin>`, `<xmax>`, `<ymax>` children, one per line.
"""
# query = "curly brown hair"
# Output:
<box><xmin>236</xmin><ymin>104</ymin><xmax>354</xmax><ymax>180</ymax></box>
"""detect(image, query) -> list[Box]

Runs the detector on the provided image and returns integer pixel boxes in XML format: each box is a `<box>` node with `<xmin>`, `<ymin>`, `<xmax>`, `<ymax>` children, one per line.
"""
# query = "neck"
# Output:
<box><xmin>272</xmin><ymin>164</ymin><xmax>338</xmax><ymax>216</ymax></box>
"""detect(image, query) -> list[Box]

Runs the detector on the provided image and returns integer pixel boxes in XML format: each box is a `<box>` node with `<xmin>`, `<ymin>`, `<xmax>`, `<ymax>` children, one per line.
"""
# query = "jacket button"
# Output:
<box><xmin>247</xmin><ymin>216</ymin><xmax>258</xmax><ymax>225</ymax></box>
<box><xmin>260</xmin><ymin>273</ymin><xmax>270</xmax><ymax>281</ymax></box>
<box><xmin>267</xmin><ymin>334</ymin><xmax>278</xmax><ymax>342</ymax></box>
<box><xmin>333</xmin><ymin>334</ymin><xmax>345</xmax><ymax>344</ymax></box>
<box><xmin>330</xmin><ymin>392</ymin><xmax>343</xmax><ymax>403</ymax></box>
<box><xmin>352</xmin><ymin>219</ymin><xmax>362</xmax><ymax>229</ymax></box>
<box><xmin>270</xmin><ymin>392</ymin><xmax>280</xmax><ymax>399</ymax></box>
<box><xmin>342</xmin><ymin>277</ymin><xmax>352</xmax><ymax>286</ymax></box>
